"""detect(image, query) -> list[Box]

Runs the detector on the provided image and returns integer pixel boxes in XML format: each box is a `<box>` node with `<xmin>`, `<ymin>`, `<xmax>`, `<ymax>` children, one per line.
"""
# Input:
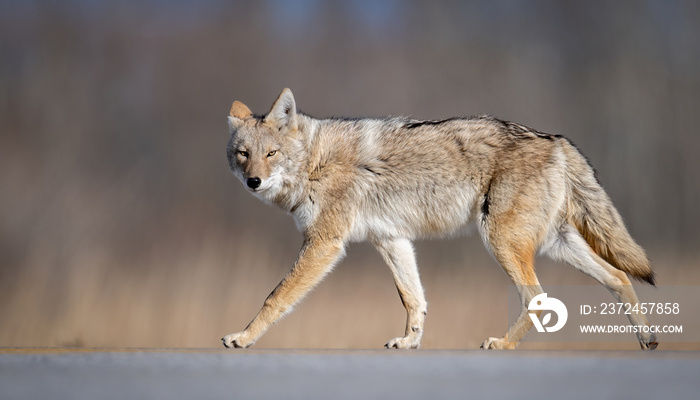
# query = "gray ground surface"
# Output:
<box><xmin>1</xmin><ymin>349</ymin><xmax>699</xmax><ymax>400</ymax></box>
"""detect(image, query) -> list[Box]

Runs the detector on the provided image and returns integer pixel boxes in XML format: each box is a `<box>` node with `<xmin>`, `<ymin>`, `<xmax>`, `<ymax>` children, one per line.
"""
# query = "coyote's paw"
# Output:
<box><xmin>222</xmin><ymin>331</ymin><xmax>255</xmax><ymax>349</ymax></box>
<box><xmin>480</xmin><ymin>337</ymin><xmax>518</xmax><ymax>350</ymax></box>
<box><xmin>640</xmin><ymin>332</ymin><xmax>659</xmax><ymax>350</ymax></box>
<box><xmin>385</xmin><ymin>336</ymin><xmax>421</xmax><ymax>349</ymax></box>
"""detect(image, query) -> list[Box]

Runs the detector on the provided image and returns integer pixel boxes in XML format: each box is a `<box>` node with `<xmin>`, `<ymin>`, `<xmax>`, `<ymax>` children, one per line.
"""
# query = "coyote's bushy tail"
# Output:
<box><xmin>563</xmin><ymin>141</ymin><xmax>655</xmax><ymax>285</ymax></box>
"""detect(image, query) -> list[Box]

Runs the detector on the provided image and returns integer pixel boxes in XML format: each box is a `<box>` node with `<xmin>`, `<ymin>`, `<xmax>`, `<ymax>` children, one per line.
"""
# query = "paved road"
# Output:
<box><xmin>1</xmin><ymin>348</ymin><xmax>699</xmax><ymax>399</ymax></box>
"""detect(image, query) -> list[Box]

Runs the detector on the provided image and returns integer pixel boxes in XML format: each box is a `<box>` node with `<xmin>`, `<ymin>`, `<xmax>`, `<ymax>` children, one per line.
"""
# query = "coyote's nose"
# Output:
<box><xmin>246</xmin><ymin>177</ymin><xmax>261</xmax><ymax>189</ymax></box>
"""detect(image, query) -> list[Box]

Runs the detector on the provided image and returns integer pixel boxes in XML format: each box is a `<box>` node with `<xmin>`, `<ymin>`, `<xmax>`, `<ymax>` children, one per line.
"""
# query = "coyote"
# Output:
<box><xmin>222</xmin><ymin>88</ymin><xmax>657</xmax><ymax>350</ymax></box>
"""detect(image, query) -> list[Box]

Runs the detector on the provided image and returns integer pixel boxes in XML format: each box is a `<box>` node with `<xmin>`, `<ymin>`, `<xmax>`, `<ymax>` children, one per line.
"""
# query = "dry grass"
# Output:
<box><xmin>1</xmin><ymin>231</ymin><xmax>697</xmax><ymax>351</ymax></box>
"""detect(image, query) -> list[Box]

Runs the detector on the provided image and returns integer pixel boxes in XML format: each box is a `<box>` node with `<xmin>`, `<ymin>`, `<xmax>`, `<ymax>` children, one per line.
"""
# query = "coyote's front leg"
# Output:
<box><xmin>374</xmin><ymin>238</ymin><xmax>427</xmax><ymax>349</ymax></box>
<box><xmin>222</xmin><ymin>236</ymin><xmax>345</xmax><ymax>348</ymax></box>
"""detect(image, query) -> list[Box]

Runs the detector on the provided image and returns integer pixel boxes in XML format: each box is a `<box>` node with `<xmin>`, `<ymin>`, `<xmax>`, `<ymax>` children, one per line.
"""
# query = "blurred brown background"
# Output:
<box><xmin>1</xmin><ymin>1</ymin><xmax>699</xmax><ymax>350</ymax></box>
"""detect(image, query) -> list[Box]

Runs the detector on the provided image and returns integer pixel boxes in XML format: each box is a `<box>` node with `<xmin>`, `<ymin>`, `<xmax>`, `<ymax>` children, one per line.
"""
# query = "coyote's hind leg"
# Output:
<box><xmin>480</xmin><ymin>240</ymin><xmax>543</xmax><ymax>350</ymax></box>
<box><xmin>543</xmin><ymin>225</ymin><xmax>658</xmax><ymax>350</ymax></box>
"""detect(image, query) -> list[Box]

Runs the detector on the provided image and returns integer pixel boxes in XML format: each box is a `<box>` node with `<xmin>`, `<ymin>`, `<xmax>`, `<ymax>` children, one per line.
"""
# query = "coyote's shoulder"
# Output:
<box><xmin>222</xmin><ymin>88</ymin><xmax>656</xmax><ymax>351</ymax></box>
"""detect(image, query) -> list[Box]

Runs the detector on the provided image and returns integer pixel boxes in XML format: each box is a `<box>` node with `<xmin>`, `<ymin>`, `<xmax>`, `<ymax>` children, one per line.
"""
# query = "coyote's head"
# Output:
<box><xmin>227</xmin><ymin>88</ymin><xmax>303</xmax><ymax>204</ymax></box>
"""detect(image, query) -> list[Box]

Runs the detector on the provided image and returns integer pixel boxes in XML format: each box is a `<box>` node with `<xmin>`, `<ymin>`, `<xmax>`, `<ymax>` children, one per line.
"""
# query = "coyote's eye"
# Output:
<box><xmin>267</xmin><ymin>150</ymin><xmax>277</xmax><ymax>157</ymax></box>
<box><xmin>238</xmin><ymin>150</ymin><xmax>249</xmax><ymax>158</ymax></box>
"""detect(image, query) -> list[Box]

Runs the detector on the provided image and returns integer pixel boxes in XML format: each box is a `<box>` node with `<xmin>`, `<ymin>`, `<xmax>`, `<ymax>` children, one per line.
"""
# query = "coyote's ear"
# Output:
<box><xmin>228</xmin><ymin>100</ymin><xmax>252</xmax><ymax>130</ymax></box>
<box><xmin>230</xmin><ymin>101</ymin><xmax>253</xmax><ymax>119</ymax></box>
<box><xmin>265</xmin><ymin>88</ymin><xmax>297</xmax><ymax>132</ymax></box>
